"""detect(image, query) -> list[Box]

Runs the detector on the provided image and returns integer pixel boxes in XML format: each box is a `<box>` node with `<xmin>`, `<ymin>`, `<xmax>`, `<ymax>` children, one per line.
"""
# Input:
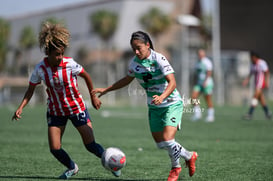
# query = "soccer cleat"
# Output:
<box><xmin>167</xmin><ymin>167</ymin><xmax>182</xmax><ymax>181</ymax></box>
<box><xmin>266</xmin><ymin>112</ymin><xmax>272</xmax><ymax>120</ymax></box>
<box><xmin>205</xmin><ymin>116</ymin><xmax>214</xmax><ymax>122</ymax></box>
<box><xmin>59</xmin><ymin>163</ymin><xmax>79</xmax><ymax>179</ymax></box>
<box><xmin>111</xmin><ymin>170</ymin><xmax>121</xmax><ymax>177</ymax></box>
<box><xmin>191</xmin><ymin>114</ymin><xmax>201</xmax><ymax>122</ymax></box>
<box><xmin>185</xmin><ymin>152</ymin><xmax>198</xmax><ymax>177</ymax></box>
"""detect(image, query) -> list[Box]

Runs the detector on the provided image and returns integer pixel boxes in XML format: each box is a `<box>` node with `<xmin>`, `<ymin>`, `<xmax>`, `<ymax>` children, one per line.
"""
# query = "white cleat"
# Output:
<box><xmin>205</xmin><ymin>116</ymin><xmax>214</xmax><ymax>122</ymax></box>
<box><xmin>59</xmin><ymin>163</ymin><xmax>79</xmax><ymax>179</ymax></box>
<box><xmin>191</xmin><ymin>114</ymin><xmax>202</xmax><ymax>122</ymax></box>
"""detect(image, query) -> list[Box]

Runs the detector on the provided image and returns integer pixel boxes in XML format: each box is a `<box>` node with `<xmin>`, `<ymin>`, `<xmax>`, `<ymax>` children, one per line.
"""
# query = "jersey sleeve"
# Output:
<box><xmin>29</xmin><ymin>65</ymin><xmax>41</xmax><ymax>85</ymax></box>
<box><xmin>71</xmin><ymin>59</ymin><xmax>84</xmax><ymax>75</ymax></box>
<box><xmin>127</xmin><ymin>58</ymin><xmax>135</xmax><ymax>77</ymax></box>
<box><xmin>157</xmin><ymin>54</ymin><xmax>174</xmax><ymax>76</ymax></box>
<box><xmin>261</xmin><ymin>60</ymin><xmax>269</xmax><ymax>72</ymax></box>
<box><xmin>204</xmin><ymin>58</ymin><xmax>213</xmax><ymax>71</ymax></box>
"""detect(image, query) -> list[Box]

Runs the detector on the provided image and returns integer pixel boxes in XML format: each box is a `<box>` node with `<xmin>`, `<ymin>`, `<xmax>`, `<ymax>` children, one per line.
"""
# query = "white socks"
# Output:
<box><xmin>207</xmin><ymin>108</ymin><xmax>214</xmax><ymax>117</ymax></box>
<box><xmin>193</xmin><ymin>105</ymin><xmax>202</xmax><ymax>119</ymax></box>
<box><xmin>157</xmin><ymin>139</ymin><xmax>192</xmax><ymax>168</ymax></box>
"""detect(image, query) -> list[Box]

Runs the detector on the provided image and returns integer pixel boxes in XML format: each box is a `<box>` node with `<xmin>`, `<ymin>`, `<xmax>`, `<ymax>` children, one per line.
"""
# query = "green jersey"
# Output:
<box><xmin>127</xmin><ymin>49</ymin><xmax>181</xmax><ymax>108</ymax></box>
<box><xmin>195</xmin><ymin>57</ymin><xmax>213</xmax><ymax>86</ymax></box>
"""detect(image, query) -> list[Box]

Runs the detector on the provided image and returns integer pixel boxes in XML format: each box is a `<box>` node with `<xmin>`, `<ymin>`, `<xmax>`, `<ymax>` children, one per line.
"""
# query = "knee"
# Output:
<box><xmin>156</xmin><ymin>139</ymin><xmax>175</xmax><ymax>149</ymax></box>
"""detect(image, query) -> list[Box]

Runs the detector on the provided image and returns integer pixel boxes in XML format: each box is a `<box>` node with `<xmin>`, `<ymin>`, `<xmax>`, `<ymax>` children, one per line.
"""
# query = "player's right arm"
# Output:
<box><xmin>242</xmin><ymin>66</ymin><xmax>253</xmax><ymax>87</ymax></box>
<box><xmin>93</xmin><ymin>75</ymin><xmax>134</xmax><ymax>98</ymax></box>
<box><xmin>12</xmin><ymin>84</ymin><xmax>36</xmax><ymax>120</ymax></box>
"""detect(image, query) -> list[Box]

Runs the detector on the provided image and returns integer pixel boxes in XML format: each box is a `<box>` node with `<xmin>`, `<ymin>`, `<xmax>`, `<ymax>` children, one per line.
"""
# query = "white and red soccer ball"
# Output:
<box><xmin>101</xmin><ymin>147</ymin><xmax>126</xmax><ymax>172</ymax></box>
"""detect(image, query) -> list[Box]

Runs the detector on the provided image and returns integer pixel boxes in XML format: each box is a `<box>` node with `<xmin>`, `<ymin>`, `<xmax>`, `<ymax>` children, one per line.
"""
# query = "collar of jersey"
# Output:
<box><xmin>44</xmin><ymin>57</ymin><xmax>64</xmax><ymax>68</ymax></box>
<box><xmin>134</xmin><ymin>53</ymin><xmax>153</xmax><ymax>67</ymax></box>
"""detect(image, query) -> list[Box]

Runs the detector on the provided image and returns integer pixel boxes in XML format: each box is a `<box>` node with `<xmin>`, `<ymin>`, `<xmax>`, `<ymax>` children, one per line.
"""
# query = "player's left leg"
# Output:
<box><xmin>204</xmin><ymin>94</ymin><xmax>214</xmax><ymax>122</ymax></box>
<box><xmin>150</xmin><ymin>102</ymin><xmax>198</xmax><ymax>179</ymax></box>
<box><xmin>71</xmin><ymin>110</ymin><xmax>104</xmax><ymax>158</ymax></box>
<box><xmin>259</xmin><ymin>91</ymin><xmax>272</xmax><ymax>119</ymax></box>
<box><xmin>72</xmin><ymin>110</ymin><xmax>120</xmax><ymax>177</ymax></box>
<box><xmin>204</xmin><ymin>83</ymin><xmax>214</xmax><ymax>122</ymax></box>
<box><xmin>76</xmin><ymin>122</ymin><xmax>104</xmax><ymax>158</ymax></box>
<box><xmin>154</xmin><ymin>126</ymin><xmax>198</xmax><ymax>179</ymax></box>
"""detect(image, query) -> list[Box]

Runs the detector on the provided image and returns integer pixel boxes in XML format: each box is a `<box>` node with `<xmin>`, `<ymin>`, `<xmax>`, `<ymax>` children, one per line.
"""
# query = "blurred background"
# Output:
<box><xmin>0</xmin><ymin>0</ymin><xmax>273</xmax><ymax>107</ymax></box>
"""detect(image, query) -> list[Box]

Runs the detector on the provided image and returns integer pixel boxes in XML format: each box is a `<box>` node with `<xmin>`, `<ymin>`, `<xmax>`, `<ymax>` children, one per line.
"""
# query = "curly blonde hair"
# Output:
<box><xmin>39</xmin><ymin>22</ymin><xmax>70</xmax><ymax>54</ymax></box>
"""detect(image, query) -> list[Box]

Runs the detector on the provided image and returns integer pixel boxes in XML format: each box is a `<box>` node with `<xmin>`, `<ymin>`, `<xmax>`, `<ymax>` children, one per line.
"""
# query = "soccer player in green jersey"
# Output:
<box><xmin>191</xmin><ymin>49</ymin><xmax>214</xmax><ymax>122</ymax></box>
<box><xmin>93</xmin><ymin>31</ymin><xmax>198</xmax><ymax>180</ymax></box>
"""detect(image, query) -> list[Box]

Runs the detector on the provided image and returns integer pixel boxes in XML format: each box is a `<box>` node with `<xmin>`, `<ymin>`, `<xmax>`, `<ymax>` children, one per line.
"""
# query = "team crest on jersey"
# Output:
<box><xmin>52</xmin><ymin>76</ymin><xmax>63</xmax><ymax>92</ymax></box>
<box><xmin>149</xmin><ymin>63</ymin><xmax>156</xmax><ymax>72</ymax></box>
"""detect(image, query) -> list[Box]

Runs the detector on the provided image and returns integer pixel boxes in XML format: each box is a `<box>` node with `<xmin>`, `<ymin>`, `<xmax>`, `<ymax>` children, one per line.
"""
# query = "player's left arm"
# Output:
<box><xmin>203</xmin><ymin>59</ymin><xmax>213</xmax><ymax>87</ymax></box>
<box><xmin>152</xmin><ymin>73</ymin><xmax>176</xmax><ymax>105</ymax></box>
<box><xmin>79</xmin><ymin>70</ymin><xmax>101</xmax><ymax>110</ymax></box>
<box><xmin>203</xmin><ymin>70</ymin><xmax>212</xmax><ymax>87</ymax></box>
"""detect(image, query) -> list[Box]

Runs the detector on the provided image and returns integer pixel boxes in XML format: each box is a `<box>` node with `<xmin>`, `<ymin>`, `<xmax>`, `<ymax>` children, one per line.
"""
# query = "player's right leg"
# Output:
<box><xmin>48</xmin><ymin>126</ymin><xmax>79</xmax><ymax>179</ymax></box>
<box><xmin>243</xmin><ymin>89</ymin><xmax>261</xmax><ymax>120</ymax></box>
<box><xmin>47</xmin><ymin>113</ymin><xmax>78</xmax><ymax>179</ymax></box>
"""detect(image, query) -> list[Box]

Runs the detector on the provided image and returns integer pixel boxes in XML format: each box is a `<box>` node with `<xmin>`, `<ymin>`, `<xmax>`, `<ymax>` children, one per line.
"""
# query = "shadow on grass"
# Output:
<box><xmin>0</xmin><ymin>175</ymin><xmax>165</xmax><ymax>180</ymax></box>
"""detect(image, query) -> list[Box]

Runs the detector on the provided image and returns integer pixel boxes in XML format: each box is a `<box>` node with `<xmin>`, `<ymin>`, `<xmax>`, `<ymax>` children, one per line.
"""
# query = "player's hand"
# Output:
<box><xmin>151</xmin><ymin>95</ymin><xmax>163</xmax><ymax>105</ymax></box>
<box><xmin>91</xmin><ymin>95</ymin><xmax>102</xmax><ymax>110</ymax></box>
<box><xmin>12</xmin><ymin>109</ymin><xmax>22</xmax><ymax>121</ymax></box>
<box><xmin>242</xmin><ymin>78</ymin><xmax>249</xmax><ymax>87</ymax></box>
<box><xmin>92</xmin><ymin>88</ymin><xmax>107</xmax><ymax>98</ymax></box>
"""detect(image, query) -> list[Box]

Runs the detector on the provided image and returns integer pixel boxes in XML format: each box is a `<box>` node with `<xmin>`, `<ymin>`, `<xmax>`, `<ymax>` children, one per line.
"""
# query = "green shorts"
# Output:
<box><xmin>193</xmin><ymin>83</ymin><xmax>213</xmax><ymax>95</ymax></box>
<box><xmin>148</xmin><ymin>101</ymin><xmax>183</xmax><ymax>132</ymax></box>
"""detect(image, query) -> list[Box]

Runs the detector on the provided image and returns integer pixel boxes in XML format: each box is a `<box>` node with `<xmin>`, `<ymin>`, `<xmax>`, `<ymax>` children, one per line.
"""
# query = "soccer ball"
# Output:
<box><xmin>101</xmin><ymin>147</ymin><xmax>126</xmax><ymax>171</ymax></box>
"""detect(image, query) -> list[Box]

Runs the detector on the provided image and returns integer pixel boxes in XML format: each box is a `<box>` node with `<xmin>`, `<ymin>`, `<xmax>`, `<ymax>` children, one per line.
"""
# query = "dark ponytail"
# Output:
<box><xmin>130</xmin><ymin>31</ymin><xmax>154</xmax><ymax>50</ymax></box>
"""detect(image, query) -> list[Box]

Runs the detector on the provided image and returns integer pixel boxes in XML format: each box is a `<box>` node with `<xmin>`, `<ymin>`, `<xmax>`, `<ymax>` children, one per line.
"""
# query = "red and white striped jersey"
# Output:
<box><xmin>30</xmin><ymin>57</ymin><xmax>86</xmax><ymax>116</ymax></box>
<box><xmin>250</xmin><ymin>59</ymin><xmax>269</xmax><ymax>89</ymax></box>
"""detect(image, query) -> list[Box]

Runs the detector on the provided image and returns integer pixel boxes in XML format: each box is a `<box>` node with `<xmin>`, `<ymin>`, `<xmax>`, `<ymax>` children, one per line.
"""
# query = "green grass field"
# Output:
<box><xmin>1</xmin><ymin>104</ymin><xmax>273</xmax><ymax>181</ymax></box>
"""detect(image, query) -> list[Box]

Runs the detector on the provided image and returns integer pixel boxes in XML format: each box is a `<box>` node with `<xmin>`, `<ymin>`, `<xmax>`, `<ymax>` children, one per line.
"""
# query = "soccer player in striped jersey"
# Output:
<box><xmin>191</xmin><ymin>49</ymin><xmax>214</xmax><ymax>122</ymax></box>
<box><xmin>93</xmin><ymin>31</ymin><xmax>198</xmax><ymax>181</ymax></box>
<box><xmin>242</xmin><ymin>51</ymin><xmax>272</xmax><ymax>120</ymax></box>
<box><xmin>12</xmin><ymin>22</ymin><xmax>115</xmax><ymax>179</ymax></box>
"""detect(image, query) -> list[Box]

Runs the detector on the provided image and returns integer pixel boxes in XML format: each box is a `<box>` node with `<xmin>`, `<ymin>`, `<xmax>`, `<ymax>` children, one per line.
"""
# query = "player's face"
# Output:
<box><xmin>131</xmin><ymin>39</ymin><xmax>151</xmax><ymax>60</ymax></box>
<box><xmin>47</xmin><ymin>47</ymin><xmax>65</xmax><ymax>67</ymax></box>
<box><xmin>251</xmin><ymin>56</ymin><xmax>258</xmax><ymax>64</ymax></box>
<box><xmin>198</xmin><ymin>49</ymin><xmax>206</xmax><ymax>60</ymax></box>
